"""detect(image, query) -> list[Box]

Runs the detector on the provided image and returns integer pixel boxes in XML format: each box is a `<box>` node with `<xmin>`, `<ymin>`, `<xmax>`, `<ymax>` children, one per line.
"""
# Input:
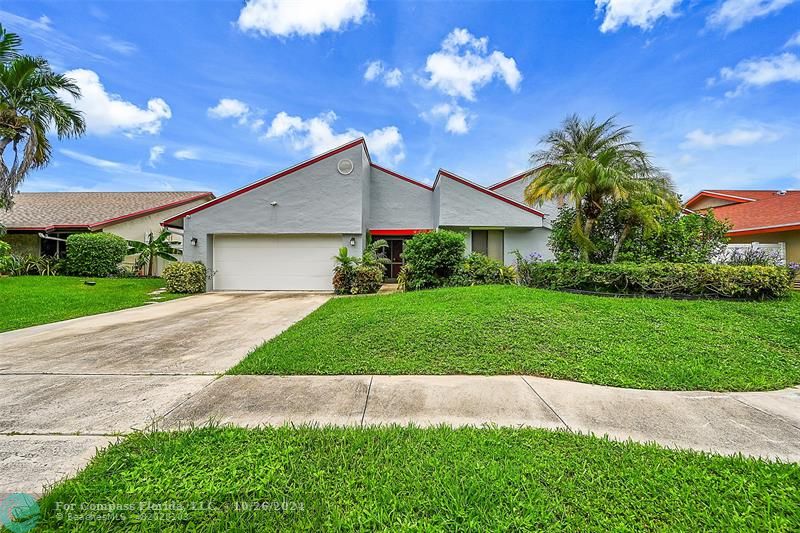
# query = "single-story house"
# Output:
<box><xmin>1</xmin><ymin>191</ymin><xmax>214</xmax><ymax>275</ymax></box>
<box><xmin>684</xmin><ymin>189</ymin><xmax>800</xmax><ymax>264</ymax></box>
<box><xmin>163</xmin><ymin>138</ymin><xmax>556</xmax><ymax>291</ymax></box>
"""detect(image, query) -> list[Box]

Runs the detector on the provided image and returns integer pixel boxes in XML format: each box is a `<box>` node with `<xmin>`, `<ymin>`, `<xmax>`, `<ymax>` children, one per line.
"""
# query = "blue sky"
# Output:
<box><xmin>2</xmin><ymin>0</ymin><xmax>799</xmax><ymax>199</ymax></box>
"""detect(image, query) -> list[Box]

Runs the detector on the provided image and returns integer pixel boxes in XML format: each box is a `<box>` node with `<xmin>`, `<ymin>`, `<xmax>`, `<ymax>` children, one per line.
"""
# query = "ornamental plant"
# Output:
<box><xmin>401</xmin><ymin>230</ymin><xmax>465</xmax><ymax>290</ymax></box>
<box><xmin>163</xmin><ymin>262</ymin><xmax>206</xmax><ymax>293</ymax></box>
<box><xmin>66</xmin><ymin>233</ymin><xmax>127</xmax><ymax>276</ymax></box>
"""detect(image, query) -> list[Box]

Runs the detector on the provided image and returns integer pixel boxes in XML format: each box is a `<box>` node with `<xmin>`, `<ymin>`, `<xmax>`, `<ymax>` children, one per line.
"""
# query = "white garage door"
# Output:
<box><xmin>213</xmin><ymin>234</ymin><xmax>342</xmax><ymax>291</ymax></box>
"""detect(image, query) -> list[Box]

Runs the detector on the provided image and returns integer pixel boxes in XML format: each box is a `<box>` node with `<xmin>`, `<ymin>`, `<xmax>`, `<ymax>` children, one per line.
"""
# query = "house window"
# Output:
<box><xmin>471</xmin><ymin>230</ymin><xmax>504</xmax><ymax>261</ymax></box>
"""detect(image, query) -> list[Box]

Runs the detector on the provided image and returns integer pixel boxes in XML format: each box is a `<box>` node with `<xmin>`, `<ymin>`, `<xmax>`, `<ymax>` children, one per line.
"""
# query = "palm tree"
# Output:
<box><xmin>524</xmin><ymin>114</ymin><xmax>676</xmax><ymax>262</ymax></box>
<box><xmin>610</xmin><ymin>187</ymin><xmax>679</xmax><ymax>263</ymax></box>
<box><xmin>0</xmin><ymin>24</ymin><xmax>85</xmax><ymax>207</ymax></box>
<box><xmin>360</xmin><ymin>238</ymin><xmax>390</xmax><ymax>272</ymax></box>
<box><xmin>127</xmin><ymin>230</ymin><xmax>181</xmax><ymax>277</ymax></box>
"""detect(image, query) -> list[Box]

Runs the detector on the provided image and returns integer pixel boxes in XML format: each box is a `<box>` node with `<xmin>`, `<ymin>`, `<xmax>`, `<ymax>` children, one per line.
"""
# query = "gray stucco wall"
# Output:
<box><xmin>444</xmin><ymin>226</ymin><xmax>552</xmax><ymax>265</ymax></box>
<box><xmin>368</xmin><ymin>167</ymin><xmax>434</xmax><ymax>230</ymax></box>
<box><xmin>436</xmin><ymin>175</ymin><xmax>544</xmax><ymax>228</ymax></box>
<box><xmin>492</xmin><ymin>178</ymin><xmax>559</xmax><ymax>229</ymax></box>
<box><xmin>182</xmin><ymin>143</ymin><xmax>367</xmax><ymax>267</ymax></box>
<box><xmin>505</xmin><ymin>228</ymin><xmax>554</xmax><ymax>263</ymax></box>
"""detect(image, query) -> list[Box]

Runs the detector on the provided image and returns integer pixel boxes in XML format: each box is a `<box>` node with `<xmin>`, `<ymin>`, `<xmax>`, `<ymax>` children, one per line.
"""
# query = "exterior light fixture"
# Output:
<box><xmin>190</xmin><ymin>237</ymin><xmax>198</xmax><ymax>246</ymax></box>
<box><xmin>349</xmin><ymin>237</ymin><xmax>356</xmax><ymax>246</ymax></box>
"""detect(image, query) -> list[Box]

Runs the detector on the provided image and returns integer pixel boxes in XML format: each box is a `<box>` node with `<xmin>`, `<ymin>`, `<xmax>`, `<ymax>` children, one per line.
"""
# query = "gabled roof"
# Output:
<box><xmin>683</xmin><ymin>190</ymin><xmax>759</xmax><ymax>208</ymax></box>
<box><xmin>488</xmin><ymin>164</ymin><xmax>549</xmax><ymax>191</ymax></box>
<box><xmin>162</xmin><ymin>138</ymin><xmax>369</xmax><ymax>227</ymax></box>
<box><xmin>370</xmin><ymin>163</ymin><xmax>433</xmax><ymax>191</ymax></box>
<box><xmin>684</xmin><ymin>189</ymin><xmax>800</xmax><ymax>235</ymax></box>
<box><xmin>1</xmin><ymin>191</ymin><xmax>214</xmax><ymax>232</ymax></box>
<box><xmin>434</xmin><ymin>169</ymin><xmax>545</xmax><ymax>217</ymax></box>
<box><xmin>161</xmin><ymin>138</ymin><xmax>544</xmax><ymax>227</ymax></box>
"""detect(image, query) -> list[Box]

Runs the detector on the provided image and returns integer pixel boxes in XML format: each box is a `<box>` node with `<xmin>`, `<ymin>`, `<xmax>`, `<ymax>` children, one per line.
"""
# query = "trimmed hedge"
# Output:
<box><xmin>521</xmin><ymin>262</ymin><xmax>792</xmax><ymax>299</ymax></box>
<box><xmin>66</xmin><ymin>233</ymin><xmax>127</xmax><ymax>276</ymax></box>
<box><xmin>448</xmin><ymin>252</ymin><xmax>516</xmax><ymax>287</ymax></box>
<box><xmin>163</xmin><ymin>262</ymin><xmax>207</xmax><ymax>293</ymax></box>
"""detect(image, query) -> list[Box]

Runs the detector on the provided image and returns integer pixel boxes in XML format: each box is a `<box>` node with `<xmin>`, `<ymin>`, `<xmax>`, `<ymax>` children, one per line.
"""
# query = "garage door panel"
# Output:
<box><xmin>213</xmin><ymin>235</ymin><xmax>341</xmax><ymax>290</ymax></box>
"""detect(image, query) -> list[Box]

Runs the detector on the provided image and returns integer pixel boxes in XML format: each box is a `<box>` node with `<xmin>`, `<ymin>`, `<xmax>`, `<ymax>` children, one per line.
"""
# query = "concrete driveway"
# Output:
<box><xmin>0</xmin><ymin>292</ymin><xmax>329</xmax><ymax>493</ymax></box>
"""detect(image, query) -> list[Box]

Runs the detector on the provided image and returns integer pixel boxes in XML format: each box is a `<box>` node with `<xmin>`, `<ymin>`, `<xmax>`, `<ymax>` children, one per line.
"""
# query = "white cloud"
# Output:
<box><xmin>148</xmin><ymin>145</ymin><xmax>165</xmax><ymax>167</ymax></box>
<box><xmin>383</xmin><ymin>68</ymin><xmax>403</xmax><ymax>87</ymax></box>
<box><xmin>263</xmin><ymin>111</ymin><xmax>405</xmax><ymax>164</ymax></box>
<box><xmin>58</xmin><ymin>149</ymin><xmax>213</xmax><ymax>191</ymax></box>
<box><xmin>785</xmin><ymin>30</ymin><xmax>800</xmax><ymax>48</ymax></box>
<box><xmin>171</xmin><ymin>147</ymin><xmax>271</xmax><ymax>168</ymax></box>
<box><xmin>421</xmin><ymin>103</ymin><xmax>472</xmax><ymax>135</ymax></box>
<box><xmin>363</xmin><ymin>61</ymin><xmax>404</xmax><ymax>87</ymax></box>
<box><xmin>364</xmin><ymin>60</ymin><xmax>383</xmax><ymax>81</ymax></box>
<box><xmin>62</xmin><ymin>69</ymin><xmax>171</xmax><ymax>136</ymax></box>
<box><xmin>208</xmin><ymin>98</ymin><xmax>250</xmax><ymax>120</ymax></box>
<box><xmin>681</xmin><ymin>127</ymin><xmax>782</xmax><ymax>149</ymax></box>
<box><xmin>715</xmin><ymin>52</ymin><xmax>800</xmax><ymax>96</ymax></box>
<box><xmin>60</xmin><ymin>149</ymin><xmax>123</xmax><ymax>169</ymax></box>
<box><xmin>174</xmin><ymin>149</ymin><xmax>198</xmax><ymax>160</ymax></box>
<box><xmin>206</xmin><ymin>98</ymin><xmax>266</xmax><ymax>131</ymax></box>
<box><xmin>707</xmin><ymin>0</ymin><xmax>796</xmax><ymax>32</ymax></box>
<box><xmin>423</xmin><ymin>28</ymin><xmax>521</xmax><ymax>101</ymax></box>
<box><xmin>237</xmin><ymin>0</ymin><xmax>368</xmax><ymax>37</ymax></box>
<box><xmin>97</xmin><ymin>35</ymin><xmax>137</xmax><ymax>55</ymax></box>
<box><xmin>594</xmin><ymin>0</ymin><xmax>681</xmax><ymax>33</ymax></box>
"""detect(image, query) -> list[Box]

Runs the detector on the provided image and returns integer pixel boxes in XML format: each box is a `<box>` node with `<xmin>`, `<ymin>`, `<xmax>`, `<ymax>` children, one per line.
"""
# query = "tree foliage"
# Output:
<box><xmin>524</xmin><ymin>114</ymin><xmax>679</xmax><ymax>261</ymax></box>
<box><xmin>126</xmin><ymin>230</ymin><xmax>181</xmax><ymax>277</ymax></box>
<box><xmin>0</xmin><ymin>24</ymin><xmax>85</xmax><ymax>206</ymax></box>
<box><xmin>549</xmin><ymin>204</ymin><xmax>730</xmax><ymax>264</ymax></box>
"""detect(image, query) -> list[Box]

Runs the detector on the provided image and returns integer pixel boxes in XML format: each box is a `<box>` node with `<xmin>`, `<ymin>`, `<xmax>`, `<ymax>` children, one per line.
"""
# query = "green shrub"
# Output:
<box><xmin>549</xmin><ymin>205</ymin><xmax>730</xmax><ymax>264</ymax></box>
<box><xmin>66</xmin><ymin>233</ymin><xmax>127</xmax><ymax>276</ymax></box>
<box><xmin>449</xmin><ymin>253</ymin><xmax>516</xmax><ymax>286</ymax></box>
<box><xmin>332</xmin><ymin>247</ymin><xmax>358</xmax><ymax>295</ymax></box>
<box><xmin>163</xmin><ymin>262</ymin><xmax>207</xmax><ymax>293</ymax></box>
<box><xmin>402</xmin><ymin>230</ymin><xmax>466</xmax><ymax>290</ymax></box>
<box><xmin>350</xmin><ymin>265</ymin><xmax>383</xmax><ymax>294</ymax></box>
<box><xmin>0</xmin><ymin>240</ymin><xmax>11</xmax><ymax>274</ymax></box>
<box><xmin>518</xmin><ymin>261</ymin><xmax>791</xmax><ymax>299</ymax></box>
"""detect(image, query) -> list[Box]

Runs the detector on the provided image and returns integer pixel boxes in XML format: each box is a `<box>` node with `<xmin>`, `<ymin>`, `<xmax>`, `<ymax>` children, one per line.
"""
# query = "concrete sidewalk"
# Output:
<box><xmin>3</xmin><ymin>374</ymin><xmax>798</xmax><ymax>494</ymax></box>
<box><xmin>163</xmin><ymin>375</ymin><xmax>800</xmax><ymax>463</ymax></box>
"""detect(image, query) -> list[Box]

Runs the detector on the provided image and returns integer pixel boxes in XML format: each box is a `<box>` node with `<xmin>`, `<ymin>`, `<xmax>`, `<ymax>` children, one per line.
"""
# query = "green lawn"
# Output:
<box><xmin>34</xmin><ymin>426</ymin><xmax>799</xmax><ymax>531</ymax></box>
<box><xmin>230</xmin><ymin>285</ymin><xmax>800</xmax><ymax>391</ymax></box>
<box><xmin>0</xmin><ymin>276</ymin><xmax>185</xmax><ymax>332</ymax></box>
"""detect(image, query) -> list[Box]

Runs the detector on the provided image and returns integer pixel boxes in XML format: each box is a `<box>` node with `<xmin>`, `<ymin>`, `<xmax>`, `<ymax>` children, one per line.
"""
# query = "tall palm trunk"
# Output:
<box><xmin>611</xmin><ymin>224</ymin><xmax>632</xmax><ymax>263</ymax></box>
<box><xmin>580</xmin><ymin>217</ymin><xmax>596</xmax><ymax>262</ymax></box>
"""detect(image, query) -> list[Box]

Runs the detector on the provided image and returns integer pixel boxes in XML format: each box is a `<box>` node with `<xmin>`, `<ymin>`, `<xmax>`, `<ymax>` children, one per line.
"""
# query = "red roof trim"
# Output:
<box><xmin>727</xmin><ymin>222</ymin><xmax>800</xmax><ymax>236</ymax></box>
<box><xmin>487</xmin><ymin>164</ymin><xmax>549</xmax><ymax>191</ymax></box>
<box><xmin>89</xmin><ymin>192</ymin><xmax>213</xmax><ymax>229</ymax></box>
<box><xmin>162</xmin><ymin>138</ymin><xmax>367</xmax><ymax>225</ymax></box>
<box><xmin>369</xmin><ymin>228</ymin><xmax>432</xmax><ymax>236</ymax></box>
<box><xmin>370</xmin><ymin>163</ymin><xmax>433</xmax><ymax>191</ymax></box>
<box><xmin>434</xmin><ymin>169</ymin><xmax>545</xmax><ymax>218</ymax></box>
<box><xmin>684</xmin><ymin>190</ymin><xmax>756</xmax><ymax>208</ymax></box>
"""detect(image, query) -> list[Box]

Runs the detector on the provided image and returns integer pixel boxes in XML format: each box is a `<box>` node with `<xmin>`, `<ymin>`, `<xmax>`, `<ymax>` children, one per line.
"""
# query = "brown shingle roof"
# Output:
<box><xmin>0</xmin><ymin>191</ymin><xmax>214</xmax><ymax>231</ymax></box>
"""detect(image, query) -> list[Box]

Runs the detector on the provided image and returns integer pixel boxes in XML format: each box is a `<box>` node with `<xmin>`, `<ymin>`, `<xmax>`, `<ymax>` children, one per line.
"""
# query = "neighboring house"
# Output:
<box><xmin>0</xmin><ymin>191</ymin><xmax>214</xmax><ymax>275</ymax></box>
<box><xmin>164</xmin><ymin>138</ymin><xmax>556</xmax><ymax>291</ymax></box>
<box><xmin>684</xmin><ymin>189</ymin><xmax>800</xmax><ymax>264</ymax></box>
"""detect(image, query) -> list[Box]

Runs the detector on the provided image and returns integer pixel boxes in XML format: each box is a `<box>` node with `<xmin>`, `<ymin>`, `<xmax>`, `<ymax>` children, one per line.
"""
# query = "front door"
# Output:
<box><xmin>386</xmin><ymin>238</ymin><xmax>406</xmax><ymax>280</ymax></box>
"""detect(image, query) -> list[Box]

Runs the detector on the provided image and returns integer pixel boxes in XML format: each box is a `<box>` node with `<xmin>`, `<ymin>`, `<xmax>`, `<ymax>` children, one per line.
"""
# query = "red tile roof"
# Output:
<box><xmin>684</xmin><ymin>189</ymin><xmax>800</xmax><ymax>235</ymax></box>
